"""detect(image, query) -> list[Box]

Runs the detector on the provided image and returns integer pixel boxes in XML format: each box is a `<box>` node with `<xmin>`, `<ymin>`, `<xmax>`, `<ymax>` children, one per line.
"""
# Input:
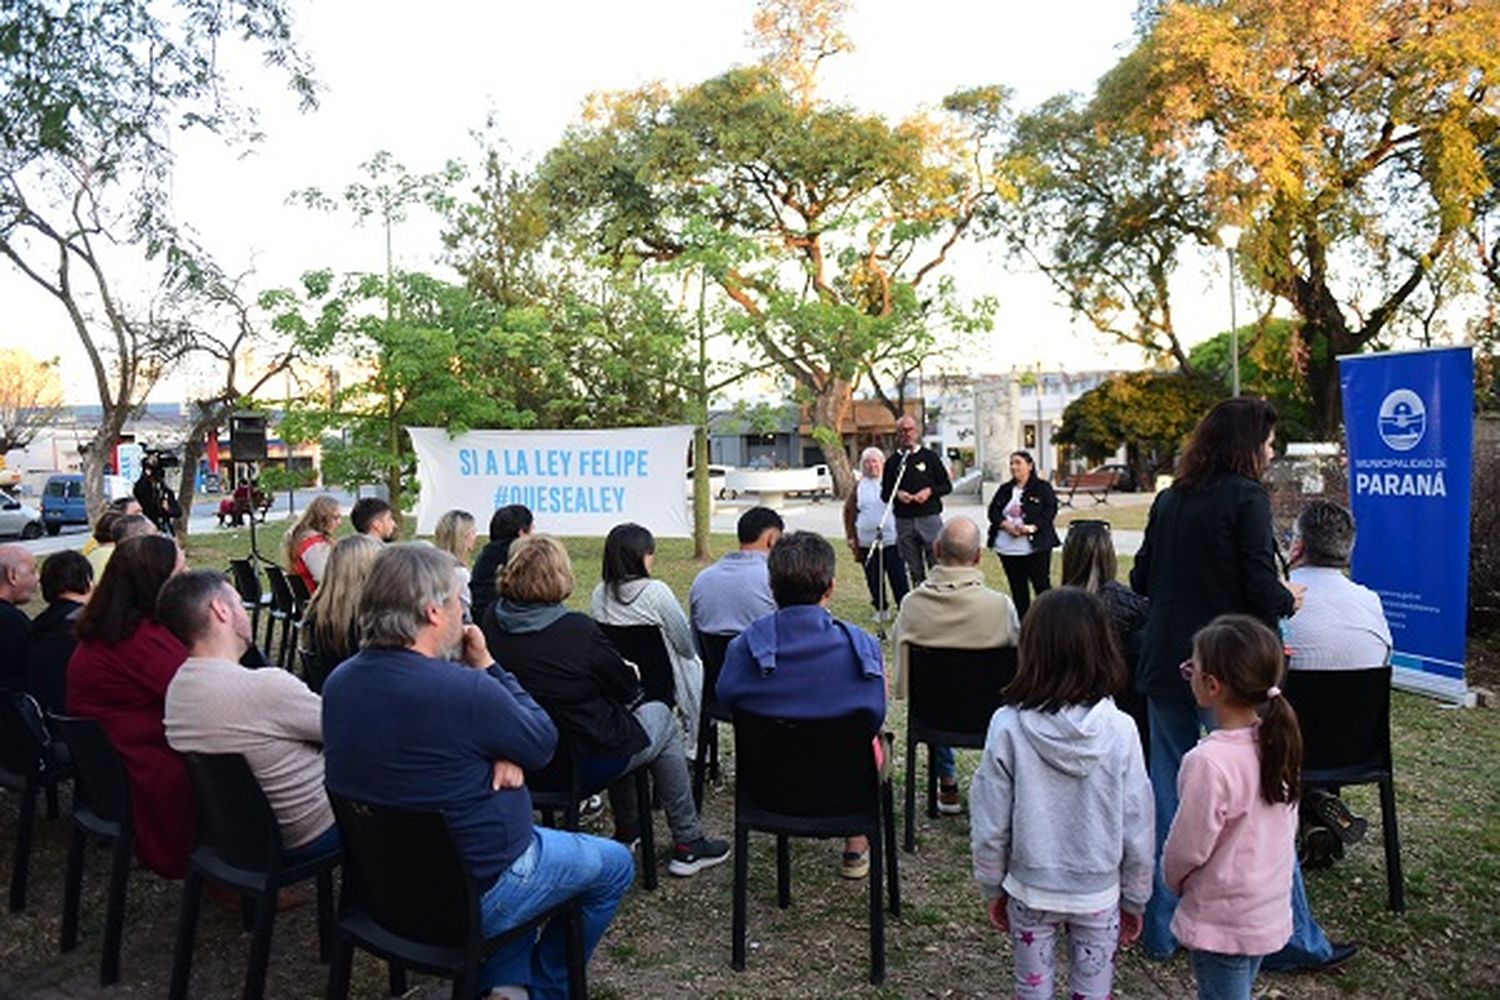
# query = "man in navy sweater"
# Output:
<box><xmin>323</xmin><ymin>544</ymin><xmax>634</xmax><ymax>1000</ymax></box>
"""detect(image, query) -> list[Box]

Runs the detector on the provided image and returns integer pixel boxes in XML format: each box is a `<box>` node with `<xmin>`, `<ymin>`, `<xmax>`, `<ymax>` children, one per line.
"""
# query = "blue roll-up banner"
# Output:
<box><xmin>1339</xmin><ymin>346</ymin><xmax>1473</xmax><ymax>702</ymax></box>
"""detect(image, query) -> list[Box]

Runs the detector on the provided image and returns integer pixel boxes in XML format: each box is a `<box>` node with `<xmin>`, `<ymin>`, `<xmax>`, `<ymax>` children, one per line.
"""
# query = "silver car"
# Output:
<box><xmin>0</xmin><ymin>493</ymin><xmax>44</xmax><ymax>539</ymax></box>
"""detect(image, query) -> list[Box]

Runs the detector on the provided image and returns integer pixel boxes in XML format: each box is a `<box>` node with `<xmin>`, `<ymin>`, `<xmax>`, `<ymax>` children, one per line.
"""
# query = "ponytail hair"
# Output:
<box><xmin>1192</xmin><ymin>614</ymin><xmax>1303</xmax><ymax>805</ymax></box>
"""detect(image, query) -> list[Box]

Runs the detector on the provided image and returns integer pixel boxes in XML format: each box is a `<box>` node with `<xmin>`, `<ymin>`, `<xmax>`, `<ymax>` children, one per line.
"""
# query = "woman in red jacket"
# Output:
<box><xmin>66</xmin><ymin>534</ymin><xmax>191</xmax><ymax>878</ymax></box>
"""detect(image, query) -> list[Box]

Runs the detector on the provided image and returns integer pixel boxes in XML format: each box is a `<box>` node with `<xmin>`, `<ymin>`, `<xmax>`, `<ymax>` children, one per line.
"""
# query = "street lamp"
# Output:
<box><xmin>1218</xmin><ymin>224</ymin><xmax>1244</xmax><ymax>396</ymax></box>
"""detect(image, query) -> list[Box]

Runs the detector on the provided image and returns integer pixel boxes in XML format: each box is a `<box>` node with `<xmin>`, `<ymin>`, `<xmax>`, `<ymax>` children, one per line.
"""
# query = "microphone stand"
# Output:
<box><xmin>866</xmin><ymin>447</ymin><xmax>911</xmax><ymax>642</ymax></box>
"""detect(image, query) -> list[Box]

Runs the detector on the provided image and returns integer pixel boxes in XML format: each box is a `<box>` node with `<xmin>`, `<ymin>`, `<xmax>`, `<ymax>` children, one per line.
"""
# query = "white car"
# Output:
<box><xmin>685</xmin><ymin>465</ymin><xmax>734</xmax><ymax>499</ymax></box>
<box><xmin>0</xmin><ymin>493</ymin><xmax>44</xmax><ymax>539</ymax></box>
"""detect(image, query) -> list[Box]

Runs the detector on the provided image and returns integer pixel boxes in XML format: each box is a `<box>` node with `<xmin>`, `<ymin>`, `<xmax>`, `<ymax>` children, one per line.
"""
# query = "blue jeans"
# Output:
<box><xmin>1145</xmin><ymin>697</ymin><xmax>1333</xmax><ymax>967</ymax></box>
<box><xmin>932</xmin><ymin>744</ymin><xmax>957</xmax><ymax>782</ymax></box>
<box><xmin>479</xmin><ymin>828</ymin><xmax>635</xmax><ymax>997</ymax></box>
<box><xmin>1190</xmin><ymin>950</ymin><xmax>1262</xmax><ymax>1000</ymax></box>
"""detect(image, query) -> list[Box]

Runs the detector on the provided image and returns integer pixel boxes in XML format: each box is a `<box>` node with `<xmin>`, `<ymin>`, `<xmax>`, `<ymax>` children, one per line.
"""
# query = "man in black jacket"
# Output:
<box><xmin>880</xmin><ymin>415</ymin><xmax>952</xmax><ymax>585</ymax></box>
<box><xmin>470</xmin><ymin>504</ymin><xmax>534</xmax><ymax>617</ymax></box>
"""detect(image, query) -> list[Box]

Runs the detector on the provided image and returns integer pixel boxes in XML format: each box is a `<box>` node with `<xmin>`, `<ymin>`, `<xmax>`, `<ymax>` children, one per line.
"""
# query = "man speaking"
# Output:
<box><xmin>880</xmin><ymin>414</ymin><xmax>952</xmax><ymax>585</ymax></box>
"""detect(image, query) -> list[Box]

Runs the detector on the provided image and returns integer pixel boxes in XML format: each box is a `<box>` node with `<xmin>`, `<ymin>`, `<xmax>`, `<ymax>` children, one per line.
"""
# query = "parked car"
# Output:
<box><xmin>685</xmin><ymin>464</ymin><xmax>734</xmax><ymax>499</ymax></box>
<box><xmin>41</xmin><ymin>473</ymin><xmax>88</xmax><ymax>536</ymax></box>
<box><xmin>0</xmin><ymin>492</ymin><xmax>43</xmax><ymax>539</ymax></box>
<box><xmin>1087</xmin><ymin>463</ymin><xmax>1139</xmax><ymax>492</ymax></box>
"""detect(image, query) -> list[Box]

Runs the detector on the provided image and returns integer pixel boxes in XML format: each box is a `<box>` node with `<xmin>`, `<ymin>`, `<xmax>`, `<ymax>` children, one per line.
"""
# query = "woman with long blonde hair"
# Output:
<box><xmin>299</xmin><ymin>534</ymin><xmax>382</xmax><ymax>691</ymax></box>
<box><xmin>433</xmin><ymin>508</ymin><xmax>478</xmax><ymax>620</ymax></box>
<box><xmin>284</xmin><ymin>494</ymin><xmax>343</xmax><ymax>592</ymax></box>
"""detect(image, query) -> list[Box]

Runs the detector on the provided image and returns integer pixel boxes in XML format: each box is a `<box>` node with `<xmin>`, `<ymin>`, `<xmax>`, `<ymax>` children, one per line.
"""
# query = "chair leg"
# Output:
<box><xmin>44</xmin><ymin>779</ymin><xmax>61</xmax><ymax>820</ymax></box>
<box><xmin>1379</xmin><ymin>776</ymin><xmax>1405</xmax><ymax>913</ymax></box>
<box><xmin>60</xmin><ymin>825</ymin><xmax>86</xmax><ymax>952</ymax></box>
<box><xmin>315</xmin><ymin>870</ymin><xmax>335</xmax><ymax>963</ymax></box>
<box><xmin>731</xmin><ymin>822</ymin><xmax>749</xmax><ymax>971</ymax></box>
<box><xmin>451</xmin><ymin>961</ymin><xmax>476</xmax><ymax>1000</ymax></box>
<box><xmin>693</xmin><ymin>717</ymin><xmax>710</xmax><ymax>810</ymax></box>
<box><xmin>903</xmin><ymin>733</ymin><xmax>917</xmax><ymax>853</ymax></box>
<box><xmin>636</xmin><ymin>769</ymin><xmax>657</xmax><ymax>891</ymax></box>
<box><xmin>709</xmin><ymin>724</ymin><xmax>721</xmax><ymax>783</ymax></box>
<box><xmin>324</xmin><ymin>935</ymin><xmax>354</xmax><ymax>1000</ymax></box>
<box><xmin>775</xmin><ymin>834</ymin><xmax>791</xmax><ymax>909</ymax></box>
<box><xmin>168</xmin><ymin>870</ymin><xmax>204</xmax><ymax>1000</ymax></box>
<box><xmin>882</xmin><ymin>779</ymin><xmax>901</xmax><ymax>916</ymax></box>
<box><xmin>387</xmin><ymin>962</ymin><xmax>408</xmax><ymax>996</ymax></box>
<box><xmin>8</xmin><ymin>777</ymin><xmax>37</xmax><ymax>912</ymax></box>
<box><xmin>565</xmin><ymin>903</ymin><xmax>587</xmax><ymax>1000</ymax></box>
<box><xmin>243</xmin><ymin>889</ymin><xmax>278</xmax><ymax>1000</ymax></box>
<box><xmin>101</xmin><ymin>832</ymin><xmax>132</xmax><ymax>985</ymax></box>
<box><xmin>925</xmin><ymin>743</ymin><xmax>938</xmax><ymax>819</ymax></box>
<box><xmin>868</xmin><ymin>823</ymin><xmax>886</xmax><ymax>986</ymax></box>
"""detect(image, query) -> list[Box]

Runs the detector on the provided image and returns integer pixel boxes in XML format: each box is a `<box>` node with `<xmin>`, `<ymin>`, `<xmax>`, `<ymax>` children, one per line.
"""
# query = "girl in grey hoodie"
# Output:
<box><xmin>970</xmin><ymin>587</ymin><xmax>1154</xmax><ymax>1000</ymax></box>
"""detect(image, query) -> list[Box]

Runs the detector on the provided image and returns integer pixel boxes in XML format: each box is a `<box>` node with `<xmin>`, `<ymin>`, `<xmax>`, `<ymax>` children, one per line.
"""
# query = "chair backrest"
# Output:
<box><xmin>327</xmin><ymin>790</ymin><xmax>477</xmax><ymax>949</ymax></box>
<box><xmin>906</xmin><ymin>645</ymin><xmax>1017</xmax><ymax>745</ymax></box>
<box><xmin>732</xmin><ymin>710</ymin><xmax>879</xmax><ymax>823</ymax></box>
<box><xmin>1282</xmin><ymin>667</ymin><xmax>1393</xmax><ymax>771</ymax></box>
<box><xmin>286</xmin><ymin>572</ymin><xmax>312</xmax><ymax>608</ymax></box>
<box><xmin>183</xmin><ymin>752</ymin><xmax>285</xmax><ymax>872</ymax></box>
<box><xmin>49</xmin><ymin>715</ymin><xmax>131</xmax><ymax>826</ymax></box>
<box><xmin>264</xmin><ymin>564</ymin><xmax>295</xmax><ymax>614</ymax></box>
<box><xmin>0</xmin><ymin>691</ymin><xmax>48</xmax><ymax>779</ymax></box>
<box><xmin>695</xmin><ymin>630</ymin><xmax>737</xmax><ymax>718</ymax></box>
<box><xmin>598</xmin><ymin>623</ymin><xmax>676</xmax><ymax>706</ymax></box>
<box><xmin>228</xmin><ymin>558</ymin><xmax>263</xmax><ymax>605</ymax></box>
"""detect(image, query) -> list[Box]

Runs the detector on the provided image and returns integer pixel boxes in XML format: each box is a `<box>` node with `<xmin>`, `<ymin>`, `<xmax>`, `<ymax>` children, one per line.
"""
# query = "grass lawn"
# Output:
<box><xmin>2</xmin><ymin>529</ymin><xmax>1497</xmax><ymax>997</ymax></box>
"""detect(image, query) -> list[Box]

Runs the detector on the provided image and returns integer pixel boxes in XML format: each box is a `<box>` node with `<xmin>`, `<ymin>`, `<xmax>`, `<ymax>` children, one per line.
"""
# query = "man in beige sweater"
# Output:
<box><xmin>159</xmin><ymin>569</ymin><xmax>337</xmax><ymax>859</ymax></box>
<box><xmin>892</xmin><ymin>516</ymin><xmax>1019</xmax><ymax>814</ymax></box>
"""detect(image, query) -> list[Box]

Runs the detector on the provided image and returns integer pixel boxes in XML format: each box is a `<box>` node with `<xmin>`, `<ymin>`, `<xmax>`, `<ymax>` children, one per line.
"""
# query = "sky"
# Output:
<box><xmin>1</xmin><ymin>0</ymin><xmax>1251</xmax><ymax>404</ymax></box>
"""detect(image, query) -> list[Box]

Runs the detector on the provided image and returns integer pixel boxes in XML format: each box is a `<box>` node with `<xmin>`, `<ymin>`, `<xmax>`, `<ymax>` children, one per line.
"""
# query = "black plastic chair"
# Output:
<box><xmin>1283</xmin><ymin>666</ymin><xmax>1405</xmax><ymax>912</ymax></box>
<box><xmin>2</xmin><ymin>691</ymin><xmax>71</xmax><ymax>912</ymax></box>
<box><xmin>169</xmin><ymin>752</ymin><xmax>341</xmax><ymax>1000</ymax></box>
<box><xmin>325</xmin><ymin>791</ymin><xmax>587</xmax><ymax>1000</ymax></box>
<box><xmin>528</xmin><ymin>734</ymin><xmax>657</xmax><ymax>891</ymax></box>
<box><xmin>692</xmin><ymin>630</ymin><xmax>737</xmax><ymax>809</ymax></box>
<box><xmin>264</xmin><ymin>565</ymin><xmax>299</xmax><ymax>669</ymax></box>
<box><xmin>50</xmin><ymin>714</ymin><xmax>135</xmax><ymax>985</ymax></box>
<box><xmin>286</xmin><ymin>573</ymin><xmax>313</xmax><ymax>666</ymax></box>
<box><xmin>229</xmin><ymin>558</ymin><xmax>271</xmax><ymax>643</ymax></box>
<box><xmin>597</xmin><ymin>623</ymin><xmax>677</xmax><ymax>707</ymax></box>
<box><xmin>730</xmin><ymin>710</ymin><xmax>900</xmax><ymax>985</ymax></box>
<box><xmin>903</xmin><ymin>644</ymin><xmax>1018</xmax><ymax>852</ymax></box>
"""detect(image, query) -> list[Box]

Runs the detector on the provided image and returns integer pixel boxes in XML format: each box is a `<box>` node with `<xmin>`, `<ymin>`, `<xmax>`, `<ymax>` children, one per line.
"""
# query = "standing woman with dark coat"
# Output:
<box><xmin>1129</xmin><ymin>398</ymin><xmax>1346</xmax><ymax>971</ymax></box>
<box><xmin>985</xmin><ymin>451</ymin><xmax>1059</xmax><ymax>619</ymax></box>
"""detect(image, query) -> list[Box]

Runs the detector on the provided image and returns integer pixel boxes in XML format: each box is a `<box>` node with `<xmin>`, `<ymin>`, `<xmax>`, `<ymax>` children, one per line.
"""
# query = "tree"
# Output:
<box><xmin>0</xmin><ymin>0</ymin><xmax>313</xmax><ymax>517</ymax></box>
<box><xmin>1123</xmin><ymin>0</ymin><xmax>1500</xmax><ymax>435</ymax></box>
<box><xmin>0</xmin><ymin>347</ymin><xmax>64</xmax><ymax>454</ymax></box>
<box><xmin>1188</xmin><ymin>319</ymin><xmax>1317</xmax><ymax>442</ymax></box>
<box><xmin>1001</xmin><ymin>88</ymin><xmax>1213</xmax><ymax>371</ymax></box>
<box><xmin>1054</xmin><ymin>369</ymin><xmax>1224</xmax><ymax>486</ymax></box>
<box><xmin>538</xmin><ymin>61</ymin><xmax>1002</xmax><ymax>496</ymax></box>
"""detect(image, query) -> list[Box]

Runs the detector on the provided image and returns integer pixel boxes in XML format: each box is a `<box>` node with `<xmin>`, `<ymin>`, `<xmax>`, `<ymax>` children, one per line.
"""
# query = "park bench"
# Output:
<box><xmin>1058</xmin><ymin>471</ymin><xmax>1115</xmax><ymax>507</ymax></box>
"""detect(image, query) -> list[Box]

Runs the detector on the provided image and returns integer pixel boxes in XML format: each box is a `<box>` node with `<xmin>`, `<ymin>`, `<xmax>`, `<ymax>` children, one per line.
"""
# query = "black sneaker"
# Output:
<box><xmin>668</xmin><ymin>837</ymin><xmax>731</xmax><ymax>877</ymax></box>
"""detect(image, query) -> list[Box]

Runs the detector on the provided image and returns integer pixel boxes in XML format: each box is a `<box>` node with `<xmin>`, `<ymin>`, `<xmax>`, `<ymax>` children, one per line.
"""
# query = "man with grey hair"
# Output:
<box><xmin>1284</xmin><ymin>500</ymin><xmax>1392</xmax><ymax>672</ymax></box>
<box><xmin>0</xmin><ymin>543</ymin><xmax>39</xmax><ymax>690</ymax></box>
<box><xmin>322</xmin><ymin>543</ymin><xmax>634</xmax><ymax>1000</ymax></box>
<box><xmin>881</xmin><ymin>414</ymin><xmax>952</xmax><ymax>585</ymax></box>
<box><xmin>891</xmin><ymin>516</ymin><xmax>1019</xmax><ymax>814</ymax></box>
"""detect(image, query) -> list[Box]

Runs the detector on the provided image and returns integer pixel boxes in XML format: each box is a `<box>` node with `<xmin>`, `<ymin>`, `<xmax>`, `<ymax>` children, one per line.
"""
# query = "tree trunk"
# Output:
<box><xmin>1293</xmin><ymin>277</ymin><xmax>1358</xmax><ymax>439</ymax></box>
<box><xmin>175</xmin><ymin>429</ymin><xmax>208</xmax><ymax>538</ymax></box>
<box><xmin>82</xmin><ymin>413</ymin><xmax>129</xmax><ymax>523</ymax></box>
<box><xmin>809</xmin><ymin>377</ymin><xmax>857</xmax><ymax>498</ymax></box>
<box><xmin>692</xmin><ymin>423</ymin><xmax>711</xmax><ymax>560</ymax></box>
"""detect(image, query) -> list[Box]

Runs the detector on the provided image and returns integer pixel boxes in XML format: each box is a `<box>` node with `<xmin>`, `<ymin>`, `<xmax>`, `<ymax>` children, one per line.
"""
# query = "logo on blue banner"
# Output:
<box><xmin>1340</xmin><ymin>347</ymin><xmax>1473</xmax><ymax>701</ymax></box>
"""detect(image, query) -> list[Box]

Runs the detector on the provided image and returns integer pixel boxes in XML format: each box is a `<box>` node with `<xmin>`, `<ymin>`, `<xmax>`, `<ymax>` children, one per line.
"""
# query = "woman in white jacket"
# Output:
<box><xmin>591</xmin><ymin>522</ymin><xmax>703</xmax><ymax>753</ymax></box>
<box><xmin>970</xmin><ymin>586</ymin><xmax>1154</xmax><ymax>1000</ymax></box>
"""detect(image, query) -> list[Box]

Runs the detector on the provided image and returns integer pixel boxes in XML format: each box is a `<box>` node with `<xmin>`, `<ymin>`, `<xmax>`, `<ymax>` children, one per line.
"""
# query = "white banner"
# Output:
<box><xmin>409</xmin><ymin>426</ymin><xmax>696</xmax><ymax>537</ymax></box>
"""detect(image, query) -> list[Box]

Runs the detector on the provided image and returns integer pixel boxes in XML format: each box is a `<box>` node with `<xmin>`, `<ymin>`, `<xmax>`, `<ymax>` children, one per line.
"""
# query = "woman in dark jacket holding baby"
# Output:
<box><xmin>985</xmin><ymin>450</ymin><xmax>1059</xmax><ymax>619</ymax></box>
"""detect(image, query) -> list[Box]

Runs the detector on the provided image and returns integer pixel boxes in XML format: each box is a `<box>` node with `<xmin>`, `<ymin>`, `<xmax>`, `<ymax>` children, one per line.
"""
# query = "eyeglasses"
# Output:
<box><xmin>1179</xmin><ymin>659</ymin><xmax>1197</xmax><ymax>681</ymax></box>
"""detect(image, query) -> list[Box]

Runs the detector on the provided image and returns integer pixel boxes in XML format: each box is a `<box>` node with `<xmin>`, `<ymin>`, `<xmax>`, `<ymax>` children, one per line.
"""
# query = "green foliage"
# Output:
<box><xmin>1187</xmin><ymin>319</ymin><xmax>1318</xmax><ymax>441</ymax></box>
<box><xmin>1055</xmin><ymin>370</ymin><xmax>1225</xmax><ymax>481</ymax></box>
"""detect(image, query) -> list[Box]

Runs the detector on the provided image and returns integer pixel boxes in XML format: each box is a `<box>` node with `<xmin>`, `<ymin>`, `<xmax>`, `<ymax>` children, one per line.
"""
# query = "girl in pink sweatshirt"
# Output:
<box><xmin>1164</xmin><ymin>614</ymin><xmax>1304</xmax><ymax>1000</ymax></box>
